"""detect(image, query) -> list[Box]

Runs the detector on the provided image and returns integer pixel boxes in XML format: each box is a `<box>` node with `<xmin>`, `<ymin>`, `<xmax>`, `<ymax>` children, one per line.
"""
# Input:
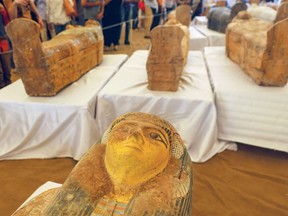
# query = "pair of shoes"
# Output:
<box><xmin>124</xmin><ymin>41</ymin><xmax>130</xmax><ymax>45</ymax></box>
<box><xmin>104</xmin><ymin>46</ymin><xmax>110</xmax><ymax>51</ymax></box>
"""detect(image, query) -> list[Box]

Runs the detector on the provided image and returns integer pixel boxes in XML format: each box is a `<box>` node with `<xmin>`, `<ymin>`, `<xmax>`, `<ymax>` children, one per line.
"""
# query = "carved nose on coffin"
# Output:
<box><xmin>127</xmin><ymin>130</ymin><xmax>144</xmax><ymax>146</ymax></box>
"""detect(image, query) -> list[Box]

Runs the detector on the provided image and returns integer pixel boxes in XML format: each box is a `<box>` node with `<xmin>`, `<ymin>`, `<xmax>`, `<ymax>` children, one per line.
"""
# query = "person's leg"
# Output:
<box><xmin>150</xmin><ymin>6</ymin><xmax>161</xmax><ymax>31</ymax></box>
<box><xmin>0</xmin><ymin>59</ymin><xmax>5</xmax><ymax>89</ymax></box>
<box><xmin>103</xmin><ymin>27</ymin><xmax>112</xmax><ymax>48</ymax></box>
<box><xmin>47</xmin><ymin>23</ymin><xmax>56</xmax><ymax>38</ymax></box>
<box><xmin>54</xmin><ymin>24</ymin><xmax>67</xmax><ymax>35</ymax></box>
<box><xmin>137</xmin><ymin>8</ymin><xmax>142</xmax><ymax>29</ymax></box>
<box><xmin>144</xmin><ymin>6</ymin><xmax>153</xmax><ymax>38</ymax></box>
<box><xmin>124</xmin><ymin>4</ymin><xmax>132</xmax><ymax>45</ymax></box>
<box><xmin>1</xmin><ymin>51</ymin><xmax>11</xmax><ymax>86</ymax></box>
<box><xmin>76</xmin><ymin>0</ymin><xmax>85</xmax><ymax>26</ymax></box>
<box><xmin>112</xmin><ymin>12</ymin><xmax>122</xmax><ymax>46</ymax></box>
<box><xmin>113</xmin><ymin>23</ymin><xmax>122</xmax><ymax>46</ymax></box>
<box><xmin>54</xmin><ymin>25</ymin><xmax>62</xmax><ymax>35</ymax></box>
<box><xmin>0</xmin><ymin>51</ymin><xmax>12</xmax><ymax>87</ymax></box>
<box><xmin>132</xmin><ymin>3</ymin><xmax>138</xmax><ymax>29</ymax></box>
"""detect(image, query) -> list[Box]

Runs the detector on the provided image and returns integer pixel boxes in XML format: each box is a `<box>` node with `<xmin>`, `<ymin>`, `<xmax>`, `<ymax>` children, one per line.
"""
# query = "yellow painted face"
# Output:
<box><xmin>105</xmin><ymin>120</ymin><xmax>171</xmax><ymax>187</ymax></box>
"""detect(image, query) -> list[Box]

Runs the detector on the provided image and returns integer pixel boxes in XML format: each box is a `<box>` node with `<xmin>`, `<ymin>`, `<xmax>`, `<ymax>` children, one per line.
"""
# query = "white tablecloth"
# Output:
<box><xmin>189</xmin><ymin>26</ymin><xmax>209</xmax><ymax>51</ymax></box>
<box><xmin>204</xmin><ymin>47</ymin><xmax>288</xmax><ymax>152</ymax></box>
<box><xmin>0</xmin><ymin>54</ymin><xmax>128</xmax><ymax>160</ymax></box>
<box><xmin>193</xmin><ymin>25</ymin><xmax>226</xmax><ymax>46</ymax></box>
<box><xmin>96</xmin><ymin>50</ymin><xmax>235</xmax><ymax>163</ymax></box>
<box><xmin>192</xmin><ymin>16</ymin><xmax>208</xmax><ymax>26</ymax></box>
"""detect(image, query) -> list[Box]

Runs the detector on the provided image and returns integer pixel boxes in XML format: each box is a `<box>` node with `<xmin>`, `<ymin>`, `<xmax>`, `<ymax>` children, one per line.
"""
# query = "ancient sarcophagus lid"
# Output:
<box><xmin>146</xmin><ymin>24</ymin><xmax>189</xmax><ymax>91</ymax></box>
<box><xmin>208</xmin><ymin>2</ymin><xmax>247</xmax><ymax>33</ymax></box>
<box><xmin>175</xmin><ymin>4</ymin><xmax>192</xmax><ymax>27</ymax></box>
<box><xmin>226</xmin><ymin>2</ymin><xmax>288</xmax><ymax>86</ymax></box>
<box><xmin>6</xmin><ymin>18</ymin><xmax>103</xmax><ymax>96</ymax></box>
<box><xmin>208</xmin><ymin>7</ymin><xmax>231</xmax><ymax>33</ymax></box>
<box><xmin>12</xmin><ymin>112</ymin><xmax>193</xmax><ymax>216</ymax></box>
<box><xmin>167</xmin><ymin>5</ymin><xmax>192</xmax><ymax>27</ymax></box>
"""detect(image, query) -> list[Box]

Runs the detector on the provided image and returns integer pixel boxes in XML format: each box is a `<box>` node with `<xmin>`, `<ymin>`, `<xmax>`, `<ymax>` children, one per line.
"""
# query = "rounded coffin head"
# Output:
<box><xmin>103</xmin><ymin>112</ymin><xmax>185</xmax><ymax>187</ymax></box>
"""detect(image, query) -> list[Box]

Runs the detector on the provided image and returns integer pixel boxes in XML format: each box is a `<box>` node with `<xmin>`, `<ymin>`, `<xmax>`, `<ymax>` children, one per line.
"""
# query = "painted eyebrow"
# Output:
<box><xmin>144</xmin><ymin>126</ymin><xmax>169</xmax><ymax>148</ymax></box>
<box><xmin>114</xmin><ymin>122</ymin><xmax>170</xmax><ymax>148</ymax></box>
<box><xmin>113</xmin><ymin>122</ymin><xmax>137</xmax><ymax>130</ymax></box>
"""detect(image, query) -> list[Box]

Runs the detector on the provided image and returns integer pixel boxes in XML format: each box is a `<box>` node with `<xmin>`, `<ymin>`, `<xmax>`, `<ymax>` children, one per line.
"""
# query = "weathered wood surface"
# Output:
<box><xmin>167</xmin><ymin>5</ymin><xmax>192</xmax><ymax>27</ymax></box>
<box><xmin>165</xmin><ymin>19</ymin><xmax>190</xmax><ymax>64</ymax></box>
<box><xmin>175</xmin><ymin>4</ymin><xmax>192</xmax><ymax>27</ymax></box>
<box><xmin>274</xmin><ymin>1</ymin><xmax>288</xmax><ymax>23</ymax></box>
<box><xmin>226</xmin><ymin>3</ymin><xmax>288</xmax><ymax>86</ymax></box>
<box><xmin>6</xmin><ymin>18</ymin><xmax>103</xmax><ymax>96</ymax></box>
<box><xmin>12</xmin><ymin>112</ymin><xmax>193</xmax><ymax>216</ymax></box>
<box><xmin>207</xmin><ymin>2</ymin><xmax>247</xmax><ymax>33</ymax></box>
<box><xmin>146</xmin><ymin>20</ymin><xmax>189</xmax><ymax>91</ymax></box>
<box><xmin>230</xmin><ymin>1</ymin><xmax>248</xmax><ymax>21</ymax></box>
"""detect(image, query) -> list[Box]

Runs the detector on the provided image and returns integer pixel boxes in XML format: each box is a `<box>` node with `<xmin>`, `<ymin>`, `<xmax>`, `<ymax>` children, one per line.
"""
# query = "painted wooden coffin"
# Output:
<box><xmin>208</xmin><ymin>7</ymin><xmax>231</xmax><ymax>33</ymax></box>
<box><xmin>167</xmin><ymin>4</ymin><xmax>192</xmax><ymax>27</ymax></box>
<box><xmin>226</xmin><ymin>2</ymin><xmax>288</xmax><ymax>86</ymax></box>
<box><xmin>146</xmin><ymin>22</ymin><xmax>189</xmax><ymax>91</ymax></box>
<box><xmin>6</xmin><ymin>18</ymin><xmax>104</xmax><ymax>96</ymax></box>
<box><xmin>208</xmin><ymin>2</ymin><xmax>247</xmax><ymax>33</ymax></box>
<box><xmin>12</xmin><ymin>112</ymin><xmax>193</xmax><ymax>216</ymax></box>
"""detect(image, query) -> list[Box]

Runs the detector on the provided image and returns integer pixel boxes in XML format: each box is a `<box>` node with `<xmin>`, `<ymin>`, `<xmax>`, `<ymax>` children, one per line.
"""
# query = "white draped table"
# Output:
<box><xmin>96</xmin><ymin>50</ymin><xmax>235</xmax><ymax>163</ymax></box>
<box><xmin>204</xmin><ymin>47</ymin><xmax>288</xmax><ymax>152</ymax></box>
<box><xmin>193</xmin><ymin>25</ymin><xmax>226</xmax><ymax>46</ymax></box>
<box><xmin>189</xmin><ymin>26</ymin><xmax>209</xmax><ymax>51</ymax></box>
<box><xmin>192</xmin><ymin>16</ymin><xmax>208</xmax><ymax>26</ymax></box>
<box><xmin>0</xmin><ymin>54</ymin><xmax>128</xmax><ymax>160</ymax></box>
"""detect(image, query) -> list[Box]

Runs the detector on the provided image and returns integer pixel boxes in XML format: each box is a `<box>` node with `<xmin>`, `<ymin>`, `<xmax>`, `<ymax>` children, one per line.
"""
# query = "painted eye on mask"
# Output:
<box><xmin>150</xmin><ymin>132</ymin><xmax>167</xmax><ymax>148</ymax></box>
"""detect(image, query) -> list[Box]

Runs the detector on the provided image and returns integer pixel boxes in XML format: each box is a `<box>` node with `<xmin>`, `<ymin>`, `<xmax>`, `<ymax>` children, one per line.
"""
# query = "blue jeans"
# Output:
<box><xmin>122</xmin><ymin>3</ymin><xmax>137</xmax><ymax>43</ymax></box>
<box><xmin>54</xmin><ymin>23</ymin><xmax>69</xmax><ymax>35</ymax></box>
<box><xmin>150</xmin><ymin>6</ymin><xmax>162</xmax><ymax>31</ymax></box>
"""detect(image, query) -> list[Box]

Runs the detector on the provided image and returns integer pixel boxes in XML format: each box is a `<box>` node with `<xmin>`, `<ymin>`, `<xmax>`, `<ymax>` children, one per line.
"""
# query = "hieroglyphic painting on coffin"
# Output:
<box><xmin>6</xmin><ymin>19</ymin><xmax>103</xmax><ymax>96</ymax></box>
<box><xmin>13</xmin><ymin>112</ymin><xmax>193</xmax><ymax>216</ymax></box>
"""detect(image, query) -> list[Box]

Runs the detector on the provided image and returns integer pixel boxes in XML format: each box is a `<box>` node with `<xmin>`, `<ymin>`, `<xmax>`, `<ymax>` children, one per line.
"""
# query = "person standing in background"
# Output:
<box><xmin>0</xmin><ymin>0</ymin><xmax>11</xmax><ymax>88</ymax></box>
<box><xmin>34</xmin><ymin>0</ymin><xmax>52</xmax><ymax>40</ymax></box>
<box><xmin>5</xmin><ymin>0</ymin><xmax>43</xmax><ymax>27</ymax></box>
<box><xmin>191</xmin><ymin>0</ymin><xmax>202</xmax><ymax>20</ymax></box>
<box><xmin>143</xmin><ymin>0</ymin><xmax>157</xmax><ymax>38</ymax></box>
<box><xmin>0</xmin><ymin>0</ymin><xmax>43</xmax><ymax>87</ymax></box>
<box><xmin>164</xmin><ymin>0</ymin><xmax>175</xmax><ymax>17</ymax></box>
<box><xmin>150</xmin><ymin>0</ymin><xmax>162</xmax><ymax>30</ymax></box>
<box><xmin>75</xmin><ymin>0</ymin><xmax>85</xmax><ymax>25</ymax></box>
<box><xmin>81</xmin><ymin>0</ymin><xmax>105</xmax><ymax>24</ymax></box>
<box><xmin>131</xmin><ymin>0</ymin><xmax>138</xmax><ymax>29</ymax></box>
<box><xmin>47</xmin><ymin>0</ymin><xmax>72</xmax><ymax>35</ymax></box>
<box><xmin>122</xmin><ymin>0</ymin><xmax>138</xmax><ymax>45</ymax></box>
<box><xmin>137</xmin><ymin>0</ymin><xmax>145</xmax><ymax>29</ymax></box>
<box><xmin>102</xmin><ymin>0</ymin><xmax>122</xmax><ymax>51</ymax></box>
